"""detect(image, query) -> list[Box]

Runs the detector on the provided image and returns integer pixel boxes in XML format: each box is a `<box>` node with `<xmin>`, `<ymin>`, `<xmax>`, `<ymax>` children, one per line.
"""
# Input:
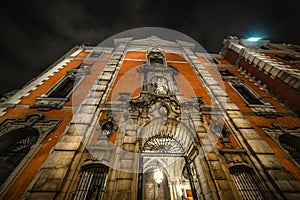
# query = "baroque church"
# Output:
<box><xmin>0</xmin><ymin>31</ymin><xmax>300</xmax><ymax>200</ymax></box>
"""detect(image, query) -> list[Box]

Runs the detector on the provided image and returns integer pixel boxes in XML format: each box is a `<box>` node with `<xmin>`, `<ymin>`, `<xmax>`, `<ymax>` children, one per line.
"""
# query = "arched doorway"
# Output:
<box><xmin>138</xmin><ymin>134</ymin><xmax>198</xmax><ymax>200</ymax></box>
<box><xmin>143</xmin><ymin>170</ymin><xmax>170</xmax><ymax>200</ymax></box>
<box><xmin>0</xmin><ymin>127</ymin><xmax>39</xmax><ymax>186</ymax></box>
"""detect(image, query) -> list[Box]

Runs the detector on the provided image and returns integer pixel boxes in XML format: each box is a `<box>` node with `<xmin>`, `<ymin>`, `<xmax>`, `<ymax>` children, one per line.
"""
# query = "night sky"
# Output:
<box><xmin>0</xmin><ymin>0</ymin><xmax>299</xmax><ymax>97</ymax></box>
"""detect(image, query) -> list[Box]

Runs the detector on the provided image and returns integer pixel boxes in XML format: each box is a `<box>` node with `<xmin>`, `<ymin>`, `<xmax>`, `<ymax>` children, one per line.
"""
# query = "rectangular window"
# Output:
<box><xmin>73</xmin><ymin>165</ymin><xmax>108</xmax><ymax>200</ymax></box>
<box><xmin>47</xmin><ymin>76</ymin><xmax>75</xmax><ymax>98</ymax></box>
<box><xmin>46</xmin><ymin>63</ymin><xmax>93</xmax><ymax>99</ymax></box>
<box><xmin>90</xmin><ymin>51</ymin><xmax>102</xmax><ymax>58</ymax></box>
<box><xmin>230</xmin><ymin>81</ymin><xmax>264</xmax><ymax>105</ymax></box>
<box><xmin>31</xmin><ymin>64</ymin><xmax>92</xmax><ymax>110</ymax></box>
<box><xmin>275</xmin><ymin>54</ymin><xmax>297</xmax><ymax>61</ymax></box>
<box><xmin>230</xmin><ymin>166</ymin><xmax>266</xmax><ymax>200</ymax></box>
<box><xmin>207</xmin><ymin>57</ymin><xmax>219</xmax><ymax>64</ymax></box>
<box><xmin>218</xmin><ymin>69</ymin><xmax>235</xmax><ymax>77</ymax></box>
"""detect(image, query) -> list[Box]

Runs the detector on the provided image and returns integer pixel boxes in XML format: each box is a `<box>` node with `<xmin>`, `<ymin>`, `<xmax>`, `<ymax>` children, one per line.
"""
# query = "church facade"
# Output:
<box><xmin>0</xmin><ymin>35</ymin><xmax>300</xmax><ymax>200</ymax></box>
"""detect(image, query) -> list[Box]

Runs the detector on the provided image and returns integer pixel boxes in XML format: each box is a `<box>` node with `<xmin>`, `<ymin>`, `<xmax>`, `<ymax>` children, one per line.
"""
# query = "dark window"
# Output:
<box><xmin>79</xmin><ymin>63</ymin><xmax>94</xmax><ymax>71</ymax></box>
<box><xmin>48</xmin><ymin>76</ymin><xmax>76</xmax><ymax>98</ymax></box>
<box><xmin>275</xmin><ymin>54</ymin><xmax>297</xmax><ymax>61</ymax></box>
<box><xmin>218</xmin><ymin>69</ymin><xmax>235</xmax><ymax>77</ymax></box>
<box><xmin>279</xmin><ymin>134</ymin><xmax>300</xmax><ymax>165</ymax></box>
<box><xmin>149</xmin><ymin>57</ymin><xmax>164</xmax><ymax>64</ymax></box>
<box><xmin>260</xmin><ymin>46</ymin><xmax>269</xmax><ymax>50</ymax></box>
<box><xmin>207</xmin><ymin>57</ymin><xmax>219</xmax><ymax>64</ymax></box>
<box><xmin>231</xmin><ymin>83</ymin><xmax>264</xmax><ymax>105</ymax></box>
<box><xmin>74</xmin><ymin>164</ymin><xmax>109</xmax><ymax>200</ymax></box>
<box><xmin>148</xmin><ymin>51</ymin><xmax>164</xmax><ymax>64</ymax></box>
<box><xmin>0</xmin><ymin>127</ymin><xmax>39</xmax><ymax>186</ymax></box>
<box><xmin>90</xmin><ymin>51</ymin><xmax>102</xmax><ymax>58</ymax></box>
<box><xmin>230</xmin><ymin>166</ymin><xmax>265</xmax><ymax>200</ymax></box>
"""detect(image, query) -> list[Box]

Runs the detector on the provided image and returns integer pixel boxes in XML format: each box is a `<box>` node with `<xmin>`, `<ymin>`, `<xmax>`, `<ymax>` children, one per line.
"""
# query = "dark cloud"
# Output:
<box><xmin>0</xmin><ymin>0</ymin><xmax>299</xmax><ymax>96</ymax></box>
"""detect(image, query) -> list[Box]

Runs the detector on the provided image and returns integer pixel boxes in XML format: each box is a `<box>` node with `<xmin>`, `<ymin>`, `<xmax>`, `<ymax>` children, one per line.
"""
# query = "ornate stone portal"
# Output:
<box><xmin>127</xmin><ymin>49</ymin><xmax>204</xmax><ymax>200</ymax></box>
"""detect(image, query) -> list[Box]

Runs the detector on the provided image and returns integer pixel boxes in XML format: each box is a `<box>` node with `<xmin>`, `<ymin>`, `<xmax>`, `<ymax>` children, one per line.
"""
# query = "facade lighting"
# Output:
<box><xmin>153</xmin><ymin>169</ymin><xmax>163</xmax><ymax>184</ymax></box>
<box><xmin>246</xmin><ymin>37</ymin><xmax>262</xmax><ymax>42</ymax></box>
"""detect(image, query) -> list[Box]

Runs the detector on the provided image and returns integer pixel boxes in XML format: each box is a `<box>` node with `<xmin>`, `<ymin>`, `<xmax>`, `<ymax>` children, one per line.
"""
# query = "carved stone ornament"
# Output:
<box><xmin>0</xmin><ymin>113</ymin><xmax>60</xmax><ymax>139</ymax></box>
<box><xmin>152</xmin><ymin>77</ymin><xmax>169</xmax><ymax>95</ymax></box>
<box><xmin>30</xmin><ymin>97</ymin><xmax>69</xmax><ymax>111</ymax></box>
<box><xmin>118</xmin><ymin>92</ymin><xmax>131</xmax><ymax>102</ymax></box>
<box><xmin>219</xmin><ymin>137</ymin><xmax>248</xmax><ymax>166</ymax></box>
<box><xmin>147</xmin><ymin>48</ymin><xmax>165</xmax><ymax>64</ymax></box>
<box><xmin>249</xmin><ymin>104</ymin><xmax>282</xmax><ymax>118</ymax></box>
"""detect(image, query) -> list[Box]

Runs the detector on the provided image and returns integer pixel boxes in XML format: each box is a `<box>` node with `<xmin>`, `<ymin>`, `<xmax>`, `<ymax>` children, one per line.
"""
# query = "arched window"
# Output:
<box><xmin>73</xmin><ymin>164</ymin><xmax>109</xmax><ymax>200</ymax></box>
<box><xmin>229</xmin><ymin>166</ymin><xmax>265</xmax><ymax>200</ymax></box>
<box><xmin>0</xmin><ymin>127</ymin><xmax>39</xmax><ymax>186</ymax></box>
<box><xmin>142</xmin><ymin>135</ymin><xmax>185</xmax><ymax>156</ymax></box>
<box><xmin>278</xmin><ymin>134</ymin><xmax>300</xmax><ymax>165</ymax></box>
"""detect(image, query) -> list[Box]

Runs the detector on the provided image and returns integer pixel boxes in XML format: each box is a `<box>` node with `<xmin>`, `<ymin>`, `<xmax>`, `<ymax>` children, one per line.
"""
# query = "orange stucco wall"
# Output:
<box><xmin>207</xmin><ymin>64</ymin><xmax>300</xmax><ymax>180</ymax></box>
<box><xmin>2</xmin><ymin>47</ymin><xmax>300</xmax><ymax>200</ymax></box>
<box><xmin>0</xmin><ymin>50</ymin><xmax>109</xmax><ymax>199</ymax></box>
<box><xmin>108</xmin><ymin>51</ymin><xmax>211</xmax><ymax>104</ymax></box>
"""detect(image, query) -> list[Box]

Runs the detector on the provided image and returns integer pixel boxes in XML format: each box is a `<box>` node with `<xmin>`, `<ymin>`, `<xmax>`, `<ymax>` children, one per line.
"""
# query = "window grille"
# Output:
<box><xmin>0</xmin><ymin>128</ymin><xmax>39</xmax><ymax>186</ymax></box>
<box><xmin>73</xmin><ymin>164</ymin><xmax>109</xmax><ymax>200</ymax></box>
<box><xmin>230</xmin><ymin>166</ymin><xmax>265</xmax><ymax>200</ymax></box>
<box><xmin>142</xmin><ymin>135</ymin><xmax>185</xmax><ymax>156</ymax></box>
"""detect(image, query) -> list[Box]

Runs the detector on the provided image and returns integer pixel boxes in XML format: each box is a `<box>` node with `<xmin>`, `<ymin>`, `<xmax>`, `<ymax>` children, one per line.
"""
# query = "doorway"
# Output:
<box><xmin>143</xmin><ymin>171</ymin><xmax>170</xmax><ymax>200</ymax></box>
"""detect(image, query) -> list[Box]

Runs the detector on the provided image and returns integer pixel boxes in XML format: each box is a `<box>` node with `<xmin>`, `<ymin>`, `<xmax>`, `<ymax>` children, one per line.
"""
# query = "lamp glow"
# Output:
<box><xmin>153</xmin><ymin>170</ymin><xmax>163</xmax><ymax>184</ymax></box>
<box><xmin>246</xmin><ymin>37</ymin><xmax>261</xmax><ymax>42</ymax></box>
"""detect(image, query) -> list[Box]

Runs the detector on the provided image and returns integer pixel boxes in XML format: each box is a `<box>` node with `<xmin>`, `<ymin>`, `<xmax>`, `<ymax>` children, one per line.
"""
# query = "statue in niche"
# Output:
<box><xmin>153</xmin><ymin>77</ymin><xmax>168</xmax><ymax>95</ymax></box>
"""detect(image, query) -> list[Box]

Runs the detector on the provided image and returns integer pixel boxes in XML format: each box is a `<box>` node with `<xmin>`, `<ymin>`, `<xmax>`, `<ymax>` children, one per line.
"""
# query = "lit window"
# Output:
<box><xmin>230</xmin><ymin>166</ymin><xmax>265</xmax><ymax>200</ymax></box>
<box><xmin>73</xmin><ymin>164</ymin><xmax>109</xmax><ymax>200</ymax></box>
